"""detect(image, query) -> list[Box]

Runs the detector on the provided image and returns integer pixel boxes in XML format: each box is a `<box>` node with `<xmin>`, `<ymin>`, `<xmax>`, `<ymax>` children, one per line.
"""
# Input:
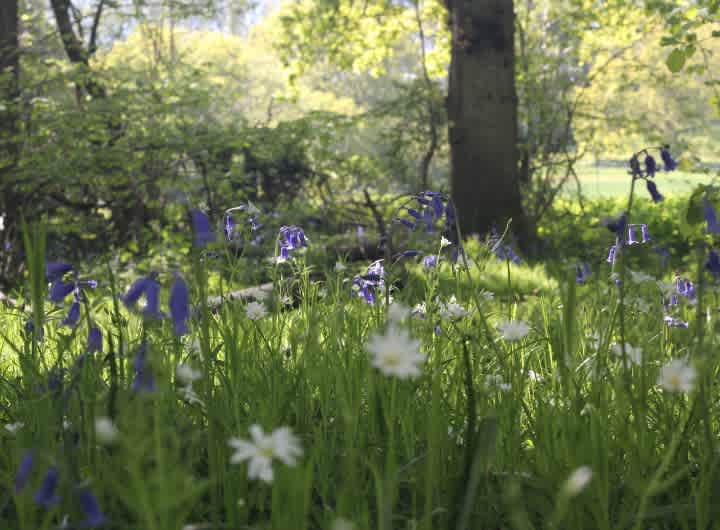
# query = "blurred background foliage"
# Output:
<box><xmin>0</xmin><ymin>0</ymin><xmax>718</xmax><ymax>288</ymax></box>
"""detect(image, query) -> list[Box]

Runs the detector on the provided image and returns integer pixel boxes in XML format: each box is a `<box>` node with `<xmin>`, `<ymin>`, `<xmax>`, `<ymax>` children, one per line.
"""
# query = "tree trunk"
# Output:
<box><xmin>446</xmin><ymin>0</ymin><xmax>528</xmax><ymax>243</ymax></box>
<box><xmin>0</xmin><ymin>0</ymin><xmax>21</xmax><ymax>288</ymax></box>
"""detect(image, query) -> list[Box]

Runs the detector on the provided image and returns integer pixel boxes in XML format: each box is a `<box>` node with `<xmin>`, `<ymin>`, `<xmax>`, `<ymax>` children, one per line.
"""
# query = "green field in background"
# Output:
<box><xmin>569</xmin><ymin>164</ymin><xmax>718</xmax><ymax>198</ymax></box>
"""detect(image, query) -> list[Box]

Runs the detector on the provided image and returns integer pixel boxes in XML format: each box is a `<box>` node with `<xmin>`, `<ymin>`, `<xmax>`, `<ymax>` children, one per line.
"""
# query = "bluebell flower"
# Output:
<box><xmin>78</xmin><ymin>489</ymin><xmax>105</xmax><ymax>528</ymax></box>
<box><xmin>169</xmin><ymin>274</ymin><xmax>189</xmax><ymax>336</ymax></box>
<box><xmin>423</xmin><ymin>255</ymin><xmax>438</xmax><ymax>268</ymax></box>
<box><xmin>393</xmin><ymin>217</ymin><xmax>416</xmax><ymax>230</ymax></box>
<box><xmin>423</xmin><ymin>208</ymin><xmax>434</xmax><ymax>232</ymax></box>
<box><xmin>132</xmin><ymin>342</ymin><xmax>155</xmax><ymax>393</ymax></box>
<box><xmin>142</xmin><ymin>278</ymin><xmax>163</xmax><ymax>319</ymax></box>
<box><xmin>704</xmin><ymin>197</ymin><xmax>720</xmax><ymax>233</ymax></box>
<box><xmin>430</xmin><ymin>195</ymin><xmax>444</xmax><ymax>220</ymax></box>
<box><xmin>626</xmin><ymin>224</ymin><xmax>650</xmax><ymax>245</ymax></box>
<box><xmin>34</xmin><ymin>467</ymin><xmax>60</xmax><ymax>508</ymax></box>
<box><xmin>50</xmin><ymin>280</ymin><xmax>75</xmax><ymax>303</ymax></box>
<box><xmin>280</xmin><ymin>225</ymin><xmax>307</xmax><ymax>250</ymax></box>
<box><xmin>646</xmin><ymin>180</ymin><xmax>663</xmax><ymax>202</ymax></box>
<box><xmin>191</xmin><ymin>209</ymin><xmax>215</xmax><ymax>248</ymax></box>
<box><xmin>406</xmin><ymin>208</ymin><xmax>422</xmax><ymax>220</ymax></box>
<box><xmin>676</xmin><ymin>276</ymin><xmax>695</xmax><ymax>299</ymax></box>
<box><xmin>629</xmin><ymin>155</ymin><xmax>642</xmax><ymax>178</ymax></box>
<box><xmin>606</xmin><ymin>244</ymin><xmax>618</xmax><ymax>264</ymax></box>
<box><xmin>277</xmin><ymin>225</ymin><xmax>308</xmax><ymax>261</ymax></box>
<box><xmin>87</xmin><ymin>326</ymin><xmax>102</xmax><ymax>353</ymax></box>
<box><xmin>224</xmin><ymin>214</ymin><xmax>236</xmax><ymax>241</ymax></box>
<box><xmin>15</xmin><ymin>450</ymin><xmax>34</xmax><ymax>494</ymax></box>
<box><xmin>660</xmin><ymin>146</ymin><xmax>678</xmax><ymax>171</ymax></box>
<box><xmin>664</xmin><ymin>316</ymin><xmax>689</xmax><ymax>328</ymax></box>
<box><xmin>46</xmin><ymin>262</ymin><xmax>73</xmax><ymax>282</ymax></box>
<box><xmin>605</xmin><ymin>213</ymin><xmax>627</xmax><ymax>239</ymax></box>
<box><xmin>706</xmin><ymin>249</ymin><xmax>720</xmax><ymax>278</ymax></box>
<box><xmin>122</xmin><ymin>274</ymin><xmax>161</xmax><ymax>317</ymax></box>
<box><xmin>434</xmin><ymin>324</ymin><xmax>442</xmax><ymax>336</ymax></box>
<box><xmin>489</xmin><ymin>229</ymin><xmax>522</xmax><ymax>264</ymax></box>
<box><xmin>352</xmin><ymin>260</ymin><xmax>385</xmax><ymax>305</ymax></box>
<box><xmin>62</xmin><ymin>291</ymin><xmax>81</xmax><ymax>328</ymax></box>
<box><xmin>644</xmin><ymin>154</ymin><xmax>657</xmax><ymax>177</ymax></box>
<box><xmin>576</xmin><ymin>262</ymin><xmax>591</xmax><ymax>284</ymax></box>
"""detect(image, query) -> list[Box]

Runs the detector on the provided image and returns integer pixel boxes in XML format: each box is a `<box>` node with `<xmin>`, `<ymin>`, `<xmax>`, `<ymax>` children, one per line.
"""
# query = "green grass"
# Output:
<box><xmin>570</xmin><ymin>164</ymin><xmax>717</xmax><ymax>198</ymax></box>
<box><xmin>1</xmin><ymin>214</ymin><xmax>718</xmax><ymax>530</ymax></box>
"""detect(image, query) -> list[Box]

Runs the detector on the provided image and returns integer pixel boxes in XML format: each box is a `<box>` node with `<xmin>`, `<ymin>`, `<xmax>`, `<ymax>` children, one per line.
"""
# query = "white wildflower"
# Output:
<box><xmin>176</xmin><ymin>363</ymin><xmax>202</xmax><ymax>386</ymax></box>
<box><xmin>228</xmin><ymin>425</ymin><xmax>303</xmax><ymax>483</ymax></box>
<box><xmin>4</xmin><ymin>422</ymin><xmax>23</xmax><ymax>434</ymax></box>
<box><xmin>610</xmin><ymin>343</ymin><xmax>642</xmax><ymax>366</ymax></box>
<box><xmin>0</xmin><ymin>214</ymin><xmax>4</xmax><ymax>231</ymax></box>
<box><xmin>528</xmin><ymin>370</ymin><xmax>543</xmax><ymax>382</ymax></box>
<box><xmin>95</xmin><ymin>417</ymin><xmax>119</xmax><ymax>444</ymax></box>
<box><xmin>246</xmin><ymin>301</ymin><xmax>268</xmax><ymax>321</ymax></box>
<box><xmin>658</xmin><ymin>358</ymin><xmax>697</xmax><ymax>393</ymax></box>
<box><xmin>280</xmin><ymin>294</ymin><xmax>293</xmax><ymax>306</ymax></box>
<box><xmin>411</xmin><ymin>302</ymin><xmax>427</xmax><ymax>318</ymax></box>
<box><xmin>334</xmin><ymin>261</ymin><xmax>347</xmax><ymax>272</ymax></box>
<box><xmin>366</xmin><ymin>324</ymin><xmax>425</xmax><ymax>379</ymax></box>
<box><xmin>480</xmin><ymin>290</ymin><xmax>495</xmax><ymax>301</ymax></box>
<box><xmin>563</xmin><ymin>466</ymin><xmax>593</xmax><ymax>496</ymax></box>
<box><xmin>440</xmin><ymin>295</ymin><xmax>469</xmax><ymax>320</ymax></box>
<box><xmin>440</xmin><ymin>236</ymin><xmax>452</xmax><ymax>249</ymax></box>
<box><xmin>497</xmin><ymin>320</ymin><xmax>531</xmax><ymax>341</ymax></box>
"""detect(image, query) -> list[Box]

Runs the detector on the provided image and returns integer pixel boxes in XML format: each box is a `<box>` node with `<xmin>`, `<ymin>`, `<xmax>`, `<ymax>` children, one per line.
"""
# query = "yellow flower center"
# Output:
<box><xmin>383</xmin><ymin>352</ymin><xmax>402</xmax><ymax>367</ymax></box>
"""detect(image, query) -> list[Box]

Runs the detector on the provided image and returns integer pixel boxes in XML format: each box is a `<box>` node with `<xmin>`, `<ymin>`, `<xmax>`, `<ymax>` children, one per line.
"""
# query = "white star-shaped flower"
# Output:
<box><xmin>228</xmin><ymin>425</ymin><xmax>303</xmax><ymax>483</ymax></box>
<box><xmin>439</xmin><ymin>295</ymin><xmax>469</xmax><ymax>320</ymax></box>
<box><xmin>497</xmin><ymin>320</ymin><xmax>530</xmax><ymax>341</ymax></box>
<box><xmin>246</xmin><ymin>301</ymin><xmax>268</xmax><ymax>321</ymax></box>
<box><xmin>366</xmin><ymin>324</ymin><xmax>425</xmax><ymax>379</ymax></box>
<box><xmin>658</xmin><ymin>358</ymin><xmax>696</xmax><ymax>393</ymax></box>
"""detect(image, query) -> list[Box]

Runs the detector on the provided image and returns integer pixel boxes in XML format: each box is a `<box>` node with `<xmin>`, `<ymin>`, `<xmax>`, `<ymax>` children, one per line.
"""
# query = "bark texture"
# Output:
<box><xmin>446</xmin><ymin>0</ymin><xmax>528</xmax><ymax>242</ymax></box>
<box><xmin>0</xmin><ymin>0</ymin><xmax>21</xmax><ymax>288</ymax></box>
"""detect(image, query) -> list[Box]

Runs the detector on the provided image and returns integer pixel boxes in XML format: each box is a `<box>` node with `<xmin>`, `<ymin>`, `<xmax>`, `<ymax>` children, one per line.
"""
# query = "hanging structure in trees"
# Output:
<box><xmin>445</xmin><ymin>0</ymin><xmax>527</xmax><ymax>241</ymax></box>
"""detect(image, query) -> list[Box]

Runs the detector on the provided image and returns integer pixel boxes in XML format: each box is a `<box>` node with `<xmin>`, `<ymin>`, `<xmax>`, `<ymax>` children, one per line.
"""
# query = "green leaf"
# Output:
<box><xmin>666</xmin><ymin>49</ymin><xmax>686</xmax><ymax>72</ymax></box>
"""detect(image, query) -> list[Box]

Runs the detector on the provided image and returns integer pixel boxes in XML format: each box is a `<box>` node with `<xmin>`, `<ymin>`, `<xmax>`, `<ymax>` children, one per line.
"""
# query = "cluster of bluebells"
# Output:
<box><xmin>392</xmin><ymin>191</ymin><xmax>464</xmax><ymax>264</ymax></box>
<box><xmin>224</xmin><ymin>202</ymin><xmax>264</xmax><ymax>246</ymax></box>
<box><xmin>14</xmin><ymin>450</ymin><xmax>104</xmax><ymax>527</ymax></box>
<box><xmin>488</xmin><ymin>228</ymin><xmax>522</xmax><ymax>265</ymax></box>
<box><xmin>394</xmin><ymin>191</ymin><xmax>455</xmax><ymax>234</ymax></box>
<box><xmin>604</xmin><ymin>213</ymin><xmax>653</xmax><ymax>266</ymax></box>
<box><xmin>122</xmin><ymin>272</ymin><xmax>190</xmax><ymax>337</ymax></box>
<box><xmin>352</xmin><ymin>259</ymin><xmax>385</xmax><ymax>304</ymax></box>
<box><xmin>628</xmin><ymin>145</ymin><xmax>678</xmax><ymax>203</ymax></box>
<box><xmin>47</xmin><ymin>262</ymin><xmax>98</xmax><ymax>328</ymax></box>
<box><xmin>276</xmin><ymin>225</ymin><xmax>308</xmax><ymax>262</ymax></box>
